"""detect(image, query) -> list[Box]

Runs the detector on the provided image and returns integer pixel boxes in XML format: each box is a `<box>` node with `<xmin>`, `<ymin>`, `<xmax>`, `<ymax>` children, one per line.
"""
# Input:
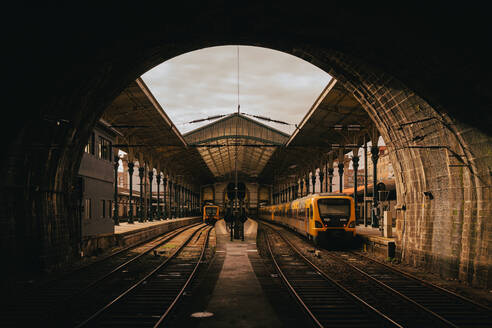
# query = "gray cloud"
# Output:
<box><xmin>141</xmin><ymin>45</ymin><xmax>331</xmax><ymax>135</ymax></box>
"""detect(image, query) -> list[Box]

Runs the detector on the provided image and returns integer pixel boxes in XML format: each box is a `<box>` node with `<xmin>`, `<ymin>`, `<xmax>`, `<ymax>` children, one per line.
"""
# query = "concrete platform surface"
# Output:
<box><xmin>356</xmin><ymin>224</ymin><xmax>395</xmax><ymax>242</ymax></box>
<box><xmin>114</xmin><ymin>217</ymin><xmax>198</xmax><ymax>235</ymax></box>
<box><xmin>198</xmin><ymin>219</ymin><xmax>282</xmax><ymax>328</ymax></box>
<box><xmin>356</xmin><ymin>224</ymin><xmax>396</xmax><ymax>258</ymax></box>
<box><xmin>81</xmin><ymin>217</ymin><xmax>201</xmax><ymax>257</ymax></box>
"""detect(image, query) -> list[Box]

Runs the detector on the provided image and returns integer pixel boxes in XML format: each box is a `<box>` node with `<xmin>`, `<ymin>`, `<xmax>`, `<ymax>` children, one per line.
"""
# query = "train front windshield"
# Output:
<box><xmin>206</xmin><ymin>207</ymin><xmax>218</xmax><ymax>215</ymax></box>
<box><xmin>317</xmin><ymin>199</ymin><xmax>351</xmax><ymax>226</ymax></box>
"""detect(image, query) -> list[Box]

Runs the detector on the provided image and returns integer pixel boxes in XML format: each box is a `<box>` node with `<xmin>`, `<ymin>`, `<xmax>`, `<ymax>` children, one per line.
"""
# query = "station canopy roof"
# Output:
<box><xmin>102</xmin><ymin>77</ymin><xmax>372</xmax><ymax>187</ymax></box>
<box><xmin>102</xmin><ymin>78</ymin><xmax>214</xmax><ymax>184</ymax></box>
<box><xmin>259</xmin><ymin>78</ymin><xmax>374</xmax><ymax>183</ymax></box>
<box><xmin>184</xmin><ymin>113</ymin><xmax>289</xmax><ymax>181</ymax></box>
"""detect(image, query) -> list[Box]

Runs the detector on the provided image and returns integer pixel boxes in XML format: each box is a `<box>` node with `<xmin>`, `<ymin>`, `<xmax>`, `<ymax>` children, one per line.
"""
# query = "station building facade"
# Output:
<box><xmin>78</xmin><ymin>120</ymin><xmax>120</xmax><ymax>237</ymax></box>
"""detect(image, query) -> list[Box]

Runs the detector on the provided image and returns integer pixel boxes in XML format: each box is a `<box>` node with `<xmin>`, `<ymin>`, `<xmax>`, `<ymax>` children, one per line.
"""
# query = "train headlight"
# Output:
<box><xmin>348</xmin><ymin>221</ymin><xmax>355</xmax><ymax>228</ymax></box>
<box><xmin>314</xmin><ymin>221</ymin><xmax>323</xmax><ymax>228</ymax></box>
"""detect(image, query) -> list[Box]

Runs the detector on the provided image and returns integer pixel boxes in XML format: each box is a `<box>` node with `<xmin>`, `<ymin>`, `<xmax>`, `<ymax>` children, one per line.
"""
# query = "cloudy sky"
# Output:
<box><xmin>141</xmin><ymin>45</ymin><xmax>332</xmax><ymax>135</ymax></box>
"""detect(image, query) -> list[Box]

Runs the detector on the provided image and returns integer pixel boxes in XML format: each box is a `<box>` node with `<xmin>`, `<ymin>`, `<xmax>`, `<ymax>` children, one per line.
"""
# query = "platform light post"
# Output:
<box><xmin>337</xmin><ymin>148</ymin><xmax>345</xmax><ymax>193</ymax></box>
<box><xmin>113</xmin><ymin>155</ymin><xmax>119</xmax><ymax>226</ymax></box>
<box><xmin>371</xmin><ymin>145</ymin><xmax>380</xmax><ymax>228</ymax></box>
<box><xmin>128</xmin><ymin>161</ymin><xmax>134</xmax><ymax>224</ymax></box>
<box><xmin>156</xmin><ymin>173</ymin><xmax>161</xmax><ymax>220</ymax></box>
<box><xmin>148</xmin><ymin>169</ymin><xmax>153</xmax><ymax>221</ymax></box>
<box><xmin>177</xmin><ymin>184</ymin><xmax>181</xmax><ymax>218</ymax></box>
<box><xmin>168</xmin><ymin>179</ymin><xmax>173</xmax><ymax>218</ymax></box>
<box><xmin>352</xmin><ymin>151</ymin><xmax>360</xmax><ymax>222</ymax></box>
<box><xmin>138</xmin><ymin>166</ymin><xmax>145</xmax><ymax>222</ymax></box>
<box><xmin>312</xmin><ymin>170</ymin><xmax>317</xmax><ymax>194</ymax></box>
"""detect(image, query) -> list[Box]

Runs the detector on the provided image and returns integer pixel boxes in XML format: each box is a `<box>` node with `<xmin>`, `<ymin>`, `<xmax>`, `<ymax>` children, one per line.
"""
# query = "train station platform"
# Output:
<box><xmin>81</xmin><ymin>217</ymin><xmax>201</xmax><ymax>257</ymax></box>
<box><xmin>356</xmin><ymin>224</ymin><xmax>396</xmax><ymax>259</ymax></box>
<box><xmin>197</xmin><ymin>219</ymin><xmax>282</xmax><ymax>327</ymax></box>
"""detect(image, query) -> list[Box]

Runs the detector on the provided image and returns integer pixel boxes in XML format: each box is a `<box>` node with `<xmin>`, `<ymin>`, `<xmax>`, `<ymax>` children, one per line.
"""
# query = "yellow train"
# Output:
<box><xmin>259</xmin><ymin>193</ymin><xmax>356</xmax><ymax>245</ymax></box>
<box><xmin>203</xmin><ymin>204</ymin><xmax>220</xmax><ymax>225</ymax></box>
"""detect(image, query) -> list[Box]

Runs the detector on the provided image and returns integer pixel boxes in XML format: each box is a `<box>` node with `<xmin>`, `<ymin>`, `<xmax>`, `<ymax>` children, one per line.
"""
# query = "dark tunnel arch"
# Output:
<box><xmin>2</xmin><ymin>3</ymin><xmax>491</xmax><ymax>288</ymax></box>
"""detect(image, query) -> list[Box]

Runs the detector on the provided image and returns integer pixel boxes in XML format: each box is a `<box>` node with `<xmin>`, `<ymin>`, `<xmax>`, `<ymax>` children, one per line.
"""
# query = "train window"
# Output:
<box><xmin>310</xmin><ymin>205</ymin><xmax>313</xmax><ymax>220</ymax></box>
<box><xmin>298</xmin><ymin>207</ymin><xmax>305</xmax><ymax>218</ymax></box>
<box><xmin>317</xmin><ymin>198</ymin><xmax>351</xmax><ymax>217</ymax></box>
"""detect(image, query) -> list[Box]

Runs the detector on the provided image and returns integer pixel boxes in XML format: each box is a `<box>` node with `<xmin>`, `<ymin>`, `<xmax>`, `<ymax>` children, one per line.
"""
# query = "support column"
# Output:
<box><xmin>328</xmin><ymin>167</ymin><xmax>334</xmax><ymax>192</ymax></box>
<box><xmin>186</xmin><ymin>187</ymin><xmax>189</xmax><ymax>217</ymax></box>
<box><xmin>364</xmin><ymin>138</ymin><xmax>368</xmax><ymax>226</ymax></box>
<box><xmin>319</xmin><ymin>167</ymin><xmax>324</xmax><ymax>193</ymax></box>
<box><xmin>183</xmin><ymin>186</ymin><xmax>186</xmax><ymax>217</ymax></box>
<box><xmin>182</xmin><ymin>185</ymin><xmax>185</xmax><ymax>217</ymax></box>
<box><xmin>338</xmin><ymin>149</ymin><xmax>345</xmax><ymax>193</ymax></box>
<box><xmin>325</xmin><ymin>162</ymin><xmax>328</xmax><ymax>192</ymax></box>
<box><xmin>113</xmin><ymin>155</ymin><xmax>119</xmax><ymax>226</ymax></box>
<box><xmin>305</xmin><ymin>175</ymin><xmax>309</xmax><ymax>196</ymax></box>
<box><xmin>156</xmin><ymin>173</ymin><xmax>161</xmax><ymax>220</ymax></box>
<box><xmin>175</xmin><ymin>183</ymin><xmax>179</xmax><ymax>217</ymax></box>
<box><xmin>138</xmin><ymin>166</ymin><xmax>145</xmax><ymax>222</ymax></box>
<box><xmin>338</xmin><ymin>162</ymin><xmax>344</xmax><ymax>192</ymax></box>
<box><xmin>128</xmin><ymin>162</ymin><xmax>134</xmax><ymax>224</ymax></box>
<box><xmin>168</xmin><ymin>179</ymin><xmax>173</xmax><ymax>218</ymax></box>
<box><xmin>300</xmin><ymin>179</ymin><xmax>304</xmax><ymax>198</ymax></box>
<box><xmin>148</xmin><ymin>170</ymin><xmax>154</xmax><ymax>221</ymax></box>
<box><xmin>371</xmin><ymin>145</ymin><xmax>380</xmax><ymax>228</ymax></box>
<box><xmin>177</xmin><ymin>184</ymin><xmax>181</xmax><ymax>218</ymax></box>
<box><xmin>352</xmin><ymin>151</ymin><xmax>360</xmax><ymax>221</ymax></box>
<box><xmin>311</xmin><ymin>171</ymin><xmax>316</xmax><ymax>194</ymax></box>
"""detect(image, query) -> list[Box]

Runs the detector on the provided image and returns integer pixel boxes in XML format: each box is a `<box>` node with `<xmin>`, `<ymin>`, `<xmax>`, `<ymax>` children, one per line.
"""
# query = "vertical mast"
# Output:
<box><xmin>234</xmin><ymin>46</ymin><xmax>239</xmax><ymax>210</ymax></box>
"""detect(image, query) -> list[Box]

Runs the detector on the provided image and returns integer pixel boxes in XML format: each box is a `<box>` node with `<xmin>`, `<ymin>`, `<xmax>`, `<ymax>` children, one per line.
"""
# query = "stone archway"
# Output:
<box><xmin>2</xmin><ymin>4</ymin><xmax>490</xmax><ymax>287</ymax></box>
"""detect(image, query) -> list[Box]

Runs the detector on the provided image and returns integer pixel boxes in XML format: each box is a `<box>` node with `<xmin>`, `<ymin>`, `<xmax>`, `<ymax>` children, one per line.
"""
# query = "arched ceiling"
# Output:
<box><xmin>184</xmin><ymin>113</ymin><xmax>289</xmax><ymax>181</ymax></box>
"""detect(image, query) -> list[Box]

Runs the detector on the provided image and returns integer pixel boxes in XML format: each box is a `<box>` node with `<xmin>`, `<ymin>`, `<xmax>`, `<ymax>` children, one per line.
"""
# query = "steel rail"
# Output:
<box><xmin>324</xmin><ymin>251</ymin><xmax>459</xmax><ymax>328</ymax></box>
<box><xmin>260</xmin><ymin>221</ymin><xmax>402</xmax><ymax>328</ymax></box>
<box><xmin>40</xmin><ymin>222</ymin><xmax>201</xmax><ymax>289</ymax></box>
<box><xmin>74</xmin><ymin>224</ymin><xmax>208</xmax><ymax>328</ymax></box>
<box><xmin>67</xmin><ymin>223</ymin><xmax>202</xmax><ymax>300</ymax></box>
<box><xmin>153</xmin><ymin>226</ymin><xmax>212</xmax><ymax>327</ymax></box>
<box><xmin>263</xmin><ymin>222</ymin><xmax>323</xmax><ymax>328</ymax></box>
<box><xmin>352</xmin><ymin>251</ymin><xmax>491</xmax><ymax>311</ymax></box>
<box><xmin>263</xmin><ymin>219</ymin><xmax>491</xmax><ymax>327</ymax></box>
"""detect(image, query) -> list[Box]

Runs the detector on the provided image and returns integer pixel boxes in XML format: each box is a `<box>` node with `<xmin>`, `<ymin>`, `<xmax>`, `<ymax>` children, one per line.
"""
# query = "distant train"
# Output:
<box><xmin>259</xmin><ymin>193</ymin><xmax>356</xmax><ymax>245</ymax></box>
<box><xmin>203</xmin><ymin>204</ymin><xmax>220</xmax><ymax>225</ymax></box>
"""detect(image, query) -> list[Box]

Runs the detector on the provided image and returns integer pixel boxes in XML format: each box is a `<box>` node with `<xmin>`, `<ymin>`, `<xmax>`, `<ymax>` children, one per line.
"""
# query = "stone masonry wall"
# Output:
<box><xmin>299</xmin><ymin>48</ymin><xmax>492</xmax><ymax>287</ymax></box>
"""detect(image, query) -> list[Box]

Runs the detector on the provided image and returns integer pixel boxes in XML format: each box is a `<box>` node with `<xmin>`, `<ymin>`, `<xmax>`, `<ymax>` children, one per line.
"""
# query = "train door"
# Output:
<box><xmin>305</xmin><ymin>204</ymin><xmax>309</xmax><ymax>234</ymax></box>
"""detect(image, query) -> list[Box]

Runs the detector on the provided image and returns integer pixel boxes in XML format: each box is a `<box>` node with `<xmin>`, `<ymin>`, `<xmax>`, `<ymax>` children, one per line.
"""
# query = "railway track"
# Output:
<box><xmin>262</xmin><ymin>220</ymin><xmax>491</xmax><ymax>328</ymax></box>
<box><xmin>327</xmin><ymin>250</ymin><xmax>492</xmax><ymax>328</ymax></box>
<box><xmin>75</xmin><ymin>224</ymin><xmax>212</xmax><ymax>327</ymax></box>
<box><xmin>259</xmin><ymin>221</ymin><xmax>402</xmax><ymax>328</ymax></box>
<box><xmin>3</xmin><ymin>223</ymin><xmax>202</xmax><ymax>327</ymax></box>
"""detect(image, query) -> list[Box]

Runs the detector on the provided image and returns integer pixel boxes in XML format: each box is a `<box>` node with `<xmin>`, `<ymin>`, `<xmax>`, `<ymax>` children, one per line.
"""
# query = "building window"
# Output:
<box><xmin>101</xmin><ymin>200</ymin><xmax>106</xmax><ymax>218</ymax></box>
<box><xmin>84</xmin><ymin>198</ymin><xmax>92</xmax><ymax>219</ymax></box>
<box><xmin>108</xmin><ymin>200</ymin><xmax>113</xmax><ymax>218</ymax></box>
<box><xmin>99</xmin><ymin>136</ymin><xmax>112</xmax><ymax>161</ymax></box>
<box><xmin>85</xmin><ymin>133</ymin><xmax>95</xmax><ymax>155</ymax></box>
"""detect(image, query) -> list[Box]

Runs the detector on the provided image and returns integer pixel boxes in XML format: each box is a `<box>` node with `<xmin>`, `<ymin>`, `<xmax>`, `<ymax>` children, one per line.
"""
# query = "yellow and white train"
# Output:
<box><xmin>259</xmin><ymin>193</ymin><xmax>356</xmax><ymax>245</ymax></box>
<box><xmin>203</xmin><ymin>204</ymin><xmax>220</xmax><ymax>225</ymax></box>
